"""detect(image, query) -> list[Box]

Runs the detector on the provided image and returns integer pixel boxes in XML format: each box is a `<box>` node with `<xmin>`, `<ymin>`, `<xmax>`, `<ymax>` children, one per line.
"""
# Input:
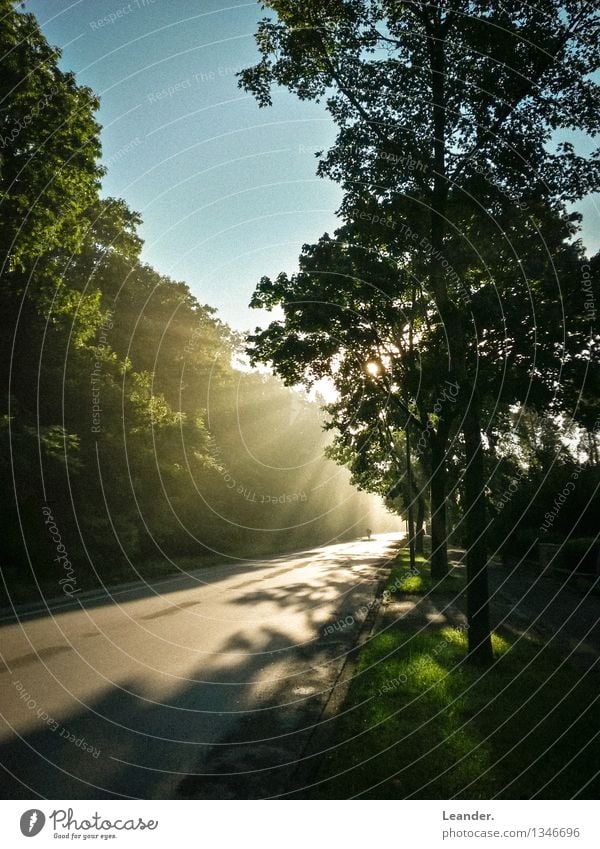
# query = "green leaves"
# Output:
<box><xmin>0</xmin><ymin>6</ymin><xmax>103</xmax><ymax>272</ymax></box>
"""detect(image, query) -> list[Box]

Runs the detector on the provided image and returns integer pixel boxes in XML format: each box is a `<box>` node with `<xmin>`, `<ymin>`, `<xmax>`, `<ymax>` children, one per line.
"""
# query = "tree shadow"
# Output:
<box><xmin>0</xmin><ymin>536</ymin><xmax>400</xmax><ymax>799</ymax></box>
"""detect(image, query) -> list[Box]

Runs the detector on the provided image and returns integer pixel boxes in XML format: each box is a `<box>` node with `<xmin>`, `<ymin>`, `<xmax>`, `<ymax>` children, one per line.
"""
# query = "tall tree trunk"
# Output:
<box><xmin>587</xmin><ymin>428</ymin><xmax>598</xmax><ymax>465</ymax></box>
<box><xmin>429</xmin><ymin>432</ymin><xmax>449</xmax><ymax>578</ymax></box>
<box><xmin>415</xmin><ymin>489</ymin><xmax>425</xmax><ymax>555</ymax></box>
<box><xmin>405</xmin><ymin>426</ymin><xmax>416</xmax><ymax>571</ymax></box>
<box><xmin>405</xmin><ymin>441</ymin><xmax>425</xmax><ymax>555</ymax></box>
<box><xmin>427</xmin><ymin>21</ymin><xmax>451</xmax><ymax>581</ymax></box>
<box><xmin>428</xmin><ymin>11</ymin><xmax>491</xmax><ymax>663</ymax></box>
<box><xmin>407</xmin><ymin>448</ymin><xmax>426</xmax><ymax>555</ymax></box>
<box><xmin>463</xmin><ymin>404</ymin><xmax>493</xmax><ymax>666</ymax></box>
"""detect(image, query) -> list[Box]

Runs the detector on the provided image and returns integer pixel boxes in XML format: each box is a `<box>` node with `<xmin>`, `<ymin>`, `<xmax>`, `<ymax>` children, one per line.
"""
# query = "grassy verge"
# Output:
<box><xmin>387</xmin><ymin>548</ymin><xmax>465</xmax><ymax>595</ymax></box>
<box><xmin>312</xmin><ymin>558</ymin><xmax>600</xmax><ymax>799</ymax></box>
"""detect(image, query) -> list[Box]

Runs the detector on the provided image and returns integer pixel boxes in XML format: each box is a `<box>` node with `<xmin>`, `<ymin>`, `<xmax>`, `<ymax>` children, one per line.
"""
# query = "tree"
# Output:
<box><xmin>0</xmin><ymin>0</ymin><xmax>395</xmax><ymax>607</ymax></box>
<box><xmin>0</xmin><ymin>1</ymin><xmax>103</xmax><ymax>277</ymax></box>
<box><xmin>247</xmin><ymin>223</ymin><xmax>454</xmax><ymax>572</ymax></box>
<box><xmin>241</xmin><ymin>0</ymin><xmax>600</xmax><ymax>664</ymax></box>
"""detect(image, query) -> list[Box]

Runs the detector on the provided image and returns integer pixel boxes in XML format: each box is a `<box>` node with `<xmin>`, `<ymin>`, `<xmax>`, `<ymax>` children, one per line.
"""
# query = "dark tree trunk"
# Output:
<box><xmin>405</xmin><ymin>426</ymin><xmax>416</xmax><ymax>571</ymax></box>
<box><xmin>427</xmin><ymin>13</ymin><xmax>491</xmax><ymax>664</ymax></box>
<box><xmin>407</xmin><ymin>453</ymin><xmax>426</xmax><ymax>555</ymax></box>
<box><xmin>429</xmin><ymin>432</ymin><xmax>449</xmax><ymax>578</ymax></box>
<box><xmin>462</xmin><ymin>405</ymin><xmax>493</xmax><ymax>666</ymax></box>
<box><xmin>426</xmin><ymin>22</ymin><xmax>452</xmax><ymax>581</ymax></box>
<box><xmin>588</xmin><ymin>428</ymin><xmax>598</xmax><ymax>466</ymax></box>
<box><xmin>415</xmin><ymin>490</ymin><xmax>425</xmax><ymax>555</ymax></box>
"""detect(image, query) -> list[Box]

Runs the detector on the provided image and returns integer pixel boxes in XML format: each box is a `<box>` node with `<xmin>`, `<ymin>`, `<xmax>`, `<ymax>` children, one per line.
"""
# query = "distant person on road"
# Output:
<box><xmin>366</xmin><ymin>527</ymin><xmax>372</xmax><ymax>541</ymax></box>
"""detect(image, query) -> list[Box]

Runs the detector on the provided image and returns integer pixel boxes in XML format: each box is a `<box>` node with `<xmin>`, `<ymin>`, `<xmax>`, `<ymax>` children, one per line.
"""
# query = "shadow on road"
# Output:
<box><xmin>0</xmin><ymin>535</ymin><xmax>400</xmax><ymax>799</ymax></box>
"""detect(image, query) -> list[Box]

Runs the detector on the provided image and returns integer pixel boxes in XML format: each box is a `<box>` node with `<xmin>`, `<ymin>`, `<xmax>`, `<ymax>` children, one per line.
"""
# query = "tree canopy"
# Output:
<box><xmin>241</xmin><ymin>0</ymin><xmax>600</xmax><ymax>663</ymax></box>
<box><xmin>0</xmin><ymin>0</ymin><xmax>385</xmax><ymax>606</ymax></box>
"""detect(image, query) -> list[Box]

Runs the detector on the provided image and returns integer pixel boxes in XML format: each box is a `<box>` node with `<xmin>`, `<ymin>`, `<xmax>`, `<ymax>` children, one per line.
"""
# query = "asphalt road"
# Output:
<box><xmin>0</xmin><ymin>534</ymin><xmax>400</xmax><ymax>799</ymax></box>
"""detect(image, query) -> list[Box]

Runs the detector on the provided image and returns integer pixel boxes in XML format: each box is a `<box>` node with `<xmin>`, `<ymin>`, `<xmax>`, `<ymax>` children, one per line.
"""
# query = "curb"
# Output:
<box><xmin>285</xmin><ymin>556</ymin><xmax>395</xmax><ymax>797</ymax></box>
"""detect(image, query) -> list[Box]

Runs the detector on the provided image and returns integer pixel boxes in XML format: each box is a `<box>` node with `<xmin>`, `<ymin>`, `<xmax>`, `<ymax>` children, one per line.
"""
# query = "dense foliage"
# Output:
<box><xmin>241</xmin><ymin>0</ymin><xmax>600</xmax><ymax>662</ymax></box>
<box><xmin>0</xmin><ymin>2</ymin><xmax>381</xmax><ymax>606</ymax></box>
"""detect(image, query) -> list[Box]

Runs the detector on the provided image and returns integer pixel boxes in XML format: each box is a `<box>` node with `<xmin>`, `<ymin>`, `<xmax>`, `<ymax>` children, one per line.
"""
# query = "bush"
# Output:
<box><xmin>554</xmin><ymin>538</ymin><xmax>600</xmax><ymax>576</ymax></box>
<box><xmin>499</xmin><ymin>527</ymin><xmax>539</xmax><ymax>565</ymax></box>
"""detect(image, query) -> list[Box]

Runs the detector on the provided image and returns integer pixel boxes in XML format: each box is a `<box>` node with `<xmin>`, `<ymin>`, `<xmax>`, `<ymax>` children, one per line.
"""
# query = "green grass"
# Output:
<box><xmin>312</xmin><ymin>624</ymin><xmax>600</xmax><ymax>799</ymax></box>
<box><xmin>387</xmin><ymin>549</ymin><xmax>465</xmax><ymax>595</ymax></box>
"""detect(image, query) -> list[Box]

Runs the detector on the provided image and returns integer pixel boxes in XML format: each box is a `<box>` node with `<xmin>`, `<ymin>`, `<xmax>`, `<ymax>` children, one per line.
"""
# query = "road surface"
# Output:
<box><xmin>0</xmin><ymin>534</ymin><xmax>400</xmax><ymax>799</ymax></box>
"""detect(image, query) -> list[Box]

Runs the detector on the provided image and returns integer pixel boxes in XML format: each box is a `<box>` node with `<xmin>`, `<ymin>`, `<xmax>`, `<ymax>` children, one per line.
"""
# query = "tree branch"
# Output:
<box><xmin>449</xmin><ymin>7</ymin><xmax>589</xmax><ymax>184</ymax></box>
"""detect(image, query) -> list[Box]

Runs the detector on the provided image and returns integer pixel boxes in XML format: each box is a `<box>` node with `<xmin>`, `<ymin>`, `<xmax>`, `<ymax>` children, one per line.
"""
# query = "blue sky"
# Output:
<box><xmin>26</xmin><ymin>0</ymin><xmax>600</xmax><ymax>331</ymax></box>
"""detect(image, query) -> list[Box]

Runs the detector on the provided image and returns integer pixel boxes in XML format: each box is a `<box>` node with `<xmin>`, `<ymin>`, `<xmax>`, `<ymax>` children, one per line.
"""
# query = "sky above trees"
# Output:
<box><xmin>25</xmin><ymin>0</ymin><xmax>600</xmax><ymax>330</ymax></box>
<box><xmin>24</xmin><ymin>0</ymin><xmax>340</xmax><ymax>330</ymax></box>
